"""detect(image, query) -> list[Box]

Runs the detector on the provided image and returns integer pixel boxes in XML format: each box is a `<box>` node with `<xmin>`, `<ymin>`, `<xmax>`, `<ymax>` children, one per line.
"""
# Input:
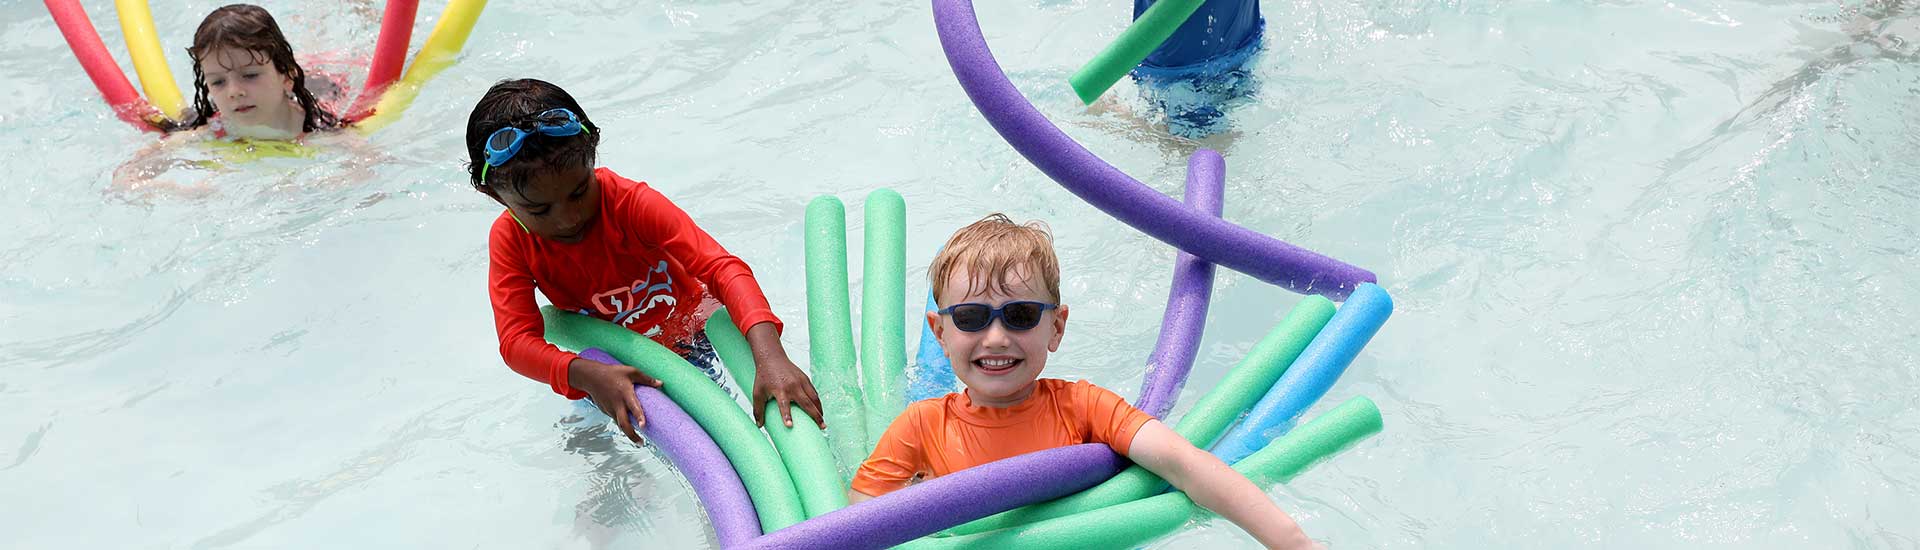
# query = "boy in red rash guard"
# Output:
<box><xmin>466</xmin><ymin>79</ymin><xmax>823</xmax><ymax>444</ymax></box>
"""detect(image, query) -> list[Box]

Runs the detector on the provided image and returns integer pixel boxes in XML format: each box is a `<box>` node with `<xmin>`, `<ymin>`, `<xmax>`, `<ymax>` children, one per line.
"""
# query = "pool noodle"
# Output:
<box><xmin>112</xmin><ymin>0</ymin><xmax>185</xmax><ymax>120</ymax></box>
<box><xmin>1133</xmin><ymin>149</ymin><xmax>1224</xmax><ymax>419</ymax></box>
<box><xmin>541</xmin><ymin>307</ymin><xmax>806</xmax><ymax>532</ymax></box>
<box><xmin>860</xmin><ymin>189</ymin><xmax>909</xmax><ymax>451</ymax></box>
<box><xmin>1066</xmin><ymin>0</ymin><xmax>1205</xmax><ymax>104</ymax></box>
<box><xmin>343</xmin><ymin>0</ymin><xmax>420</xmax><ymax>123</ymax></box>
<box><xmin>356</xmin><ymin>0</ymin><xmax>487</xmax><ymax>131</ymax></box>
<box><xmin>903</xmin><ymin>396</ymin><xmax>1382</xmax><ymax>550</ymax></box>
<box><xmin>706</xmin><ymin>310</ymin><xmax>848</xmax><ymax>519</ymax></box>
<box><xmin>44</xmin><ymin>0</ymin><xmax>164</xmax><ymax>131</ymax></box>
<box><xmin>804</xmin><ymin>196</ymin><xmax>869</xmax><ymax>475</ymax></box>
<box><xmin>948</xmin><ymin>296</ymin><xmax>1333</xmax><ymax>535</ymax></box>
<box><xmin>577</xmin><ymin>348</ymin><xmax>761</xmax><ymax>547</ymax></box>
<box><xmin>742</xmin><ymin>444</ymin><xmax>1125</xmax><ymax>550</ymax></box>
<box><xmin>1210</xmin><ymin>283</ymin><xmax>1393</xmax><ymax>465</ymax></box>
<box><xmin>1133</xmin><ymin>0</ymin><xmax>1262</xmax><ymax>70</ymax></box>
<box><xmin>931</xmin><ymin>0</ymin><xmax>1375</xmax><ymax>300</ymax></box>
<box><xmin>908</xmin><ymin>290</ymin><xmax>959</xmax><ymax>401</ymax></box>
<box><xmin>706</xmin><ymin>310</ymin><xmax>760</xmax><ymax>394</ymax></box>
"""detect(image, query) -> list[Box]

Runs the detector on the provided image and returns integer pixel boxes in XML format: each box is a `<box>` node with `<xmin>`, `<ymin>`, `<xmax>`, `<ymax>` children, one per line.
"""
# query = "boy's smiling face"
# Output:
<box><xmin>928</xmin><ymin>265</ymin><xmax>1068</xmax><ymax>407</ymax></box>
<box><xmin>490</xmin><ymin>162</ymin><xmax>600</xmax><ymax>243</ymax></box>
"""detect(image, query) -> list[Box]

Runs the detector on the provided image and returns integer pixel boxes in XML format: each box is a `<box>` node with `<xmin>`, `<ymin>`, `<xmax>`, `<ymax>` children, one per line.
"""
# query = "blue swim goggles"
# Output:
<box><xmin>479</xmin><ymin>108</ymin><xmax>591</xmax><ymax>182</ymax></box>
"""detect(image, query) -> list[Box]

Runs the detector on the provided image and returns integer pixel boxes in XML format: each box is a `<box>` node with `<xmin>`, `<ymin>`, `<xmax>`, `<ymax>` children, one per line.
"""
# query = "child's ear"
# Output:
<box><xmin>1047</xmin><ymin>305</ymin><xmax>1068</xmax><ymax>352</ymax></box>
<box><xmin>926</xmin><ymin>311</ymin><xmax>945</xmax><ymax>344</ymax></box>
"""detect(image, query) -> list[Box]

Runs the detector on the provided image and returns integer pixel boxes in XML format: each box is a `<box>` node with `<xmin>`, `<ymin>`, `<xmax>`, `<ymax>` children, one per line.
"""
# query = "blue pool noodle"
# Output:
<box><xmin>1209</xmin><ymin>283</ymin><xmax>1392</xmax><ymax>464</ymax></box>
<box><xmin>909</xmin><ymin>281</ymin><xmax>960</xmax><ymax>402</ymax></box>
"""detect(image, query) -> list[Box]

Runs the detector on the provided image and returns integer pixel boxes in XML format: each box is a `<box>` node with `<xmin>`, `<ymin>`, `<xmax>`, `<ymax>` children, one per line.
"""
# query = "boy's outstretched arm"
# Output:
<box><xmin>745</xmin><ymin>322</ymin><xmax>826</xmax><ymax>429</ymax></box>
<box><xmin>623</xmin><ymin>180</ymin><xmax>825</xmax><ymax>429</ymax></box>
<box><xmin>1128</xmin><ymin>420</ymin><xmax>1321</xmax><ymax>550</ymax></box>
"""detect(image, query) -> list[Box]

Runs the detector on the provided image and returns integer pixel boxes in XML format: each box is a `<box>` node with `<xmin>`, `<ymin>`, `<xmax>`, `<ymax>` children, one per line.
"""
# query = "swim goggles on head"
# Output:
<box><xmin>937</xmin><ymin>301</ymin><xmax>1058</xmax><ymax>332</ymax></box>
<box><xmin>479</xmin><ymin>108</ymin><xmax>590</xmax><ymax>182</ymax></box>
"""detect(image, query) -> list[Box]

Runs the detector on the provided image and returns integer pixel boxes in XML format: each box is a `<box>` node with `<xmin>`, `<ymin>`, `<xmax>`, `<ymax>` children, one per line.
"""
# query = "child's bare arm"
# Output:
<box><xmin>628</xmin><ymin>185</ymin><xmax>825</xmax><ymax>428</ymax></box>
<box><xmin>111</xmin><ymin>131</ymin><xmax>216</xmax><ymax>196</ymax></box>
<box><xmin>1127</xmin><ymin>420</ymin><xmax>1320</xmax><ymax>550</ymax></box>
<box><xmin>744</xmin><ymin>322</ymin><xmax>826</xmax><ymax>429</ymax></box>
<box><xmin>568</xmin><ymin>356</ymin><xmax>664</xmax><ymax>444</ymax></box>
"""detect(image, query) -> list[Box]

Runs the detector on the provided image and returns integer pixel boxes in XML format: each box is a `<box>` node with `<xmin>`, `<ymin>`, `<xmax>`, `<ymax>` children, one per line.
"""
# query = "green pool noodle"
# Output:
<box><xmin>947</xmin><ymin>295</ymin><xmax>1336</xmax><ymax>535</ymax></box>
<box><xmin>706</xmin><ymin>309</ymin><xmax>849</xmax><ymax>518</ymax></box>
<box><xmin>805</xmin><ymin>196</ymin><xmax>869</xmax><ymax>475</ymax></box>
<box><xmin>1068</xmin><ymin>0</ymin><xmax>1208</xmax><ymax>105</ymax></box>
<box><xmin>903</xmin><ymin>395</ymin><xmax>1382</xmax><ymax>550</ymax></box>
<box><xmin>860</xmin><ymin>188</ymin><xmax>909</xmax><ymax>450</ymax></box>
<box><xmin>708</xmin><ymin>309</ymin><xmax>760</xmax><ymax>394</ymax></box>
<box><xmin>541</xmin><ymin>307</ymin><xmax>805</xmax><ymax>531</ymax></box>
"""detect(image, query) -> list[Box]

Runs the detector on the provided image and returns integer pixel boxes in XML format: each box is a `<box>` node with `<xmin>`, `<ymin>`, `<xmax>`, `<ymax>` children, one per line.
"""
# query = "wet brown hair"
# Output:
<box><xmin>463</xmin><ymin>79</ymin><xmax>602</xmax><ymax>197</ymax></box>
<box><xmin>180</xmin><ymin>4</ymin><xmax>339</xmax><ymax>133</ymax></box>
<box><xmin>929</xmin><ymin>214</ymin><xmax>1062</xmax><ymax>306</ymax></box>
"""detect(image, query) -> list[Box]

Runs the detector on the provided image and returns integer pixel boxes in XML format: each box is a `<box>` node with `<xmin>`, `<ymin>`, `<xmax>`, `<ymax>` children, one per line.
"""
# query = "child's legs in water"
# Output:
<box><xmin>674</xmin><ymin>332</ymin><xmax>736</xmax><ymax>399</ymax></box>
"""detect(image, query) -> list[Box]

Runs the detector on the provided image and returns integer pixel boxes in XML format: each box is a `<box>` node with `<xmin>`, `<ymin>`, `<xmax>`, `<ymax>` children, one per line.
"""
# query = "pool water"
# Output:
<box><xmin>1</xmin><ymin>0</ymin><xmax>1916</xmax><ymax>548</ymax></box>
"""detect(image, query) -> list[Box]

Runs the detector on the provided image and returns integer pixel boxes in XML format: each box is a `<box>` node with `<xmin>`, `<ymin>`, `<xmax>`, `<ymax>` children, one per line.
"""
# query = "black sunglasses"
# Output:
<box><xmin>937</xmin><ymin>301</ymin><xmax>1058</xmax><ymax>332</ymax></box>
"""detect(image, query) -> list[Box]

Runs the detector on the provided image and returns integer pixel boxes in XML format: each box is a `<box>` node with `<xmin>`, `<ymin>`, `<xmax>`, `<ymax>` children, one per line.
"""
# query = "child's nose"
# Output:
<box><xmin>560</xmin><ymin>209</ymin><xmax>591</xmax><ymax>234</ymax></box>
<box><xmin>978</xmin><ymin>321</ymin><xmax>1013</xmax><ymax>348</ymax></box>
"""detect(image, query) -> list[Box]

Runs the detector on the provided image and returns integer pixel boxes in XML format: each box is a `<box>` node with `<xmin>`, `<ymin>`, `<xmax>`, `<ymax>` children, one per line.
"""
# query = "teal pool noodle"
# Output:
<box><xmin>909</xmin><ymin>291</ymin><xmax>959</xmax><ymax>401</ymax></box>
<box><xmin>1067</xmin><ymin>0</ymin><xmax>1209</xmax><ymax>104</ymax></box>
<box><xmin>805</xmin><ymin>196</ymin><xmax>869</xmax><ymax>474</ymax></box>
<box><xmin>1209</xmin><ymin>283</ymin><xmax>1392</xmax><ymax>465</ymax></box>
<box><xmin>707</xmin><ymin>310</ymin><xmax>849</xmax><ymax>519</ymax></box>
<box><xmin>541</xmin><ymin>307</ymin><xmax>806</xmax><ymax>531</ymax></box>
<box><xmin>708</xmin><ymin>309</ymin><xmax>760</xmax><ymax>393</ymax></box>
<box><xmin>860</xmin><ymin>188</ymin><xmax>910</xmax><ymax>450</ymax></box>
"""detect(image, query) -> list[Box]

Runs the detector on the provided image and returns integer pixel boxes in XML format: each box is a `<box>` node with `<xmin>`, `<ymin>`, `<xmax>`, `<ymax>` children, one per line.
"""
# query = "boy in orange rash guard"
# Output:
<box><xmin>849</xmin><ymin>214</ymin><xmax>1320</xmax><ymax>550</ymax></box>
<box><xmin>467</xmin><ymin>79</ymin><xmax>823</xmax><ymax>444</ymax></box>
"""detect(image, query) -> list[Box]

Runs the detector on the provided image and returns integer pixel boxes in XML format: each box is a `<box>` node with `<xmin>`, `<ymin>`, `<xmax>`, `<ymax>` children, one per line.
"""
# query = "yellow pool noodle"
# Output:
<box><xmin>114</xmin><ymin>0</ymin><xmax>186</xmax><ymax>120</ymax></box>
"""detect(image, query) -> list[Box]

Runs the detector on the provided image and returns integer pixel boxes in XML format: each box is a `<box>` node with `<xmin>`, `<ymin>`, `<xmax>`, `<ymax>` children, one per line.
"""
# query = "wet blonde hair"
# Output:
<box><xmin>929</xmin><ymin>214</ymin><xmax>1061</xmax><ymax>306</ymax></box>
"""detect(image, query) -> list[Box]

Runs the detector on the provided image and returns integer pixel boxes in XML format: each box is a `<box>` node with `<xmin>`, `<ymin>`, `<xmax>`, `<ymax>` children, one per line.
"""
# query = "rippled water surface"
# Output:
<box><xmin>2</xmin><ymin>0</ymin><xmax>1916</xmax><ymax>547</ymax></box>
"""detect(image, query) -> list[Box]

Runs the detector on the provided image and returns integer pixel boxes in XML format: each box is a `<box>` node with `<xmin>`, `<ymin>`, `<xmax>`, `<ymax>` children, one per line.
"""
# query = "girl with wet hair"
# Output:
<box><xmin>178</xmin><ymin>3</ymin><xmax>341</xmax><ymax>139</ymax></box>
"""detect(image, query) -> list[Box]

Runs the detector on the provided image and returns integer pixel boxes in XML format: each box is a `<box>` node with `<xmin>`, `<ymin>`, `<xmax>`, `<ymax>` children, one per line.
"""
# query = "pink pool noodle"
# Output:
<box><xmin>343</xmin><ymin>0</ymin><xmax>419</xmax><ymax>123</ymax></box>
<box><xmin>45</xmin><ymin>0</ymin><xmax>163</xmax><ymax>131</ymax></box>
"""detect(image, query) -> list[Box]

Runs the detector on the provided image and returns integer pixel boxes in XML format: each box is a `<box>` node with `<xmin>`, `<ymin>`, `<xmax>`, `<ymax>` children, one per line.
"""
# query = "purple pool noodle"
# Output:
<box><xmin>1133</xmin><ymin>150</ymin><xmax>1224</xmax><ymax>418</ymax></box>
<box><xmin>932</xmin><ymin>0</ymin><xmax>1375</xmax><ymax>300</ymax></box>
<box><xmin>578</xmin><ymin>348</ymin><xmax>762</xmax><ymax>547</ymax></box>
<box><xmin>742</xmin><ymin>444</ymin><xmax>1125</xmax><ymax>550</ymax></box>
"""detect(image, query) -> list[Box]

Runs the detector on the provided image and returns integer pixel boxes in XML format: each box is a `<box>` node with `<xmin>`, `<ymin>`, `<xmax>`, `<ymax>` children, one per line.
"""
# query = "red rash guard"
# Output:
<box><xmin>488</xmin><ymin>167</ymin><xmax>781</xmax><ymax>399</ymax></box>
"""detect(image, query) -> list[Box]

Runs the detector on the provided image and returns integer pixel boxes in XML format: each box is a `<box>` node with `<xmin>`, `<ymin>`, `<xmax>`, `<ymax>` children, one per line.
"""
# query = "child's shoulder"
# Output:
<box><xmin>592</xmin><ymin>167</ymin><xmax>671</xmax><ymax>211</ymax></box>
<box><xmin>594</xmin><ymin>167</ymin><xmax>650</xmax><ymax>191</ymax></box>
<box><xmin>1038</xmin><ymin>378</ymin><xmax>1131</xmax><ymax>404</ymax></box>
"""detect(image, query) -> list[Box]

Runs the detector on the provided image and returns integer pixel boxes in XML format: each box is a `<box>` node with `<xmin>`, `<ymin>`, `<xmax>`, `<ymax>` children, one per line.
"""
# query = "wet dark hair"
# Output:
<box><xmin>464</xmin><ymin>78</ymin><xmax>602</xmax><ymax>197</ymax></box>
<box><xmin>180</xmin><ymin>4</ymin><xmax>340</xmax><ymax>133</ymax></box>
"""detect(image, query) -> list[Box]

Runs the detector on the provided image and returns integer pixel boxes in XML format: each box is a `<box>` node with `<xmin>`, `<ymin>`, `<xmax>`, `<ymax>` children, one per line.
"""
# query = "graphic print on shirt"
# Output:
<box><xmin>583</xmin><ymin>260</ymin><xmax>678</xmax><ymax>336</ymax></box>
